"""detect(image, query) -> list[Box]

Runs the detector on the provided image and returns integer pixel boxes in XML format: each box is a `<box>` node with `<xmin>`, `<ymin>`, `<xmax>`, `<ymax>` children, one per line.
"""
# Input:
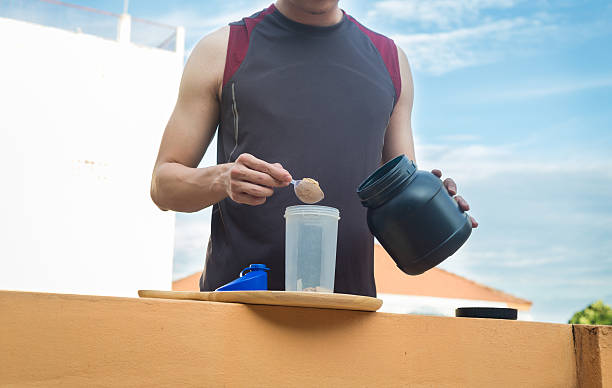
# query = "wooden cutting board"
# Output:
<box><xmin>138</xmin><ymin>290</ymin><xmax>383</xmax><ymax>312</ymax></box>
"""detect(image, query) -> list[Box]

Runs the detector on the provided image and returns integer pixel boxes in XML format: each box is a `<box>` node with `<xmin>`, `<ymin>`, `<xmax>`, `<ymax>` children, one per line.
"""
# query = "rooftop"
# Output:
<box><xmin>374</xmin><ymin>245</ymin><xmax>532</xmax><ymax>310</ymax></box>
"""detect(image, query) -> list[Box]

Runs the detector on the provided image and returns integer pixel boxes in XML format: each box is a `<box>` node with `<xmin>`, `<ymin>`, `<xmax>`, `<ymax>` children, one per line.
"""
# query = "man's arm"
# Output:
<box><xmin>150</xmin><ymin>27</ymin><xmax>291</xmax><ymax>213</ymax></box>
<box><xmin>383</xmin><ymin>47</ymin><xmax>478</xmax><ymax>227</ymax></box>
<box><xmin>382</xmin><ymin>47</ymin><xmax>416</xmax><ymax>164</ymax></box>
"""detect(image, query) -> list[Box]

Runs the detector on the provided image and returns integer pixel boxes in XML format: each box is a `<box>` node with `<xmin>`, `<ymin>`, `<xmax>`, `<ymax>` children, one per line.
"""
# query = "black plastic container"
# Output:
<box><xmin>357</xmin><ymin>155</ymin><xmax>472</xmax><ymax>275</ymax></box>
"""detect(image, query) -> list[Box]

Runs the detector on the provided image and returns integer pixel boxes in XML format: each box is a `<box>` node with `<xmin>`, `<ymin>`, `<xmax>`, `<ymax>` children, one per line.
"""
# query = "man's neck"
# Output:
<box><xmin>275</xmin><ymin>0</ymin><xmax>342</xmax><ymax>27</ymax></box>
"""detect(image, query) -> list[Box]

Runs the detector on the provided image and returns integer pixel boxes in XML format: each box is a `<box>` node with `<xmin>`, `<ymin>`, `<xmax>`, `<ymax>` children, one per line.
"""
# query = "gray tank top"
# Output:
<box><xmin>200</xmin><ymin>4</ymin><xmax>401</xmax><ymax>296</ymax></box>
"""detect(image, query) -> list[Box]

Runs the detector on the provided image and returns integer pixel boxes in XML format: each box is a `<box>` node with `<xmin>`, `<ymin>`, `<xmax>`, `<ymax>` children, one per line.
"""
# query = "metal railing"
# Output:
<box><xmin>0</xmin><ymin>0</ymin><xmax>181</xmax><ymax>52</ymax></box>
<box><xmin>131</xmin><ymin>15</ymin><xmax>177</xmax><ymax>51</ymax></box>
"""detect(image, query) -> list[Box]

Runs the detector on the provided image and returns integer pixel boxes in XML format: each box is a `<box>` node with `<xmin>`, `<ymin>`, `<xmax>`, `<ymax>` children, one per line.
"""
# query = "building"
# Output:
<box><xmin>0</xmin><ymin>2</ymin><xmax>184</xmax><ymax>296</ymax></box>
<box><xmin>173</xmin><ymin>244</ymin><xmax>533</xmax><ymax>319</ymax></box>
<box><xmin>373</xmin><ymin>245</ymin><xmax>532</xmax><ymax>319</ymax></box>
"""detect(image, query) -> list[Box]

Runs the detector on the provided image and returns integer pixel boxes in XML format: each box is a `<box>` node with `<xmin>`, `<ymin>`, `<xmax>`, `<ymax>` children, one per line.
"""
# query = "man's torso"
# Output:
<box><xmin>201</xmin><ymin>4</ymin><xmax>400</xmax><ymax>296</ymax></box>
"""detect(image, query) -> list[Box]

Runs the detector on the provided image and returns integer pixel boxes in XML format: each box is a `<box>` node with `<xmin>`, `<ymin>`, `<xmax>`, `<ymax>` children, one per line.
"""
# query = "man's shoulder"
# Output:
<box><xmin>345</xmin><ymin>14</ymin><xmax>402</xmax><ymax>102</ymax></box>
<box><xmin>189</xmin><ymin>5</ymin><xmax>275</xmax><ymax>94</ymax></box>
<box><xmin>185</xmin><ymin>26</ymin><xmax>230</xmax><ymax>98</ymax></box>
<box><xmin>345</xmin><ymin>14</ymin><xmax>396</xmax><ymax>47</ymax></box>
<box><xmin>192</xmin><ymin>4</ymin><xmax>275</xmax><ymax>59</ymax></box>
<box><xmin>228</xmin><ymin>5</ymin><xmax>276</xmax><ymax>32</ymax></box>
<box><xmin>189</xmin><ymin>25</ymin><xmax>230</xmax><ymax>74</ymax></box>
<box><xmin>196</xmin><ymin>25</ymin><xmax>230</xmax><ymax>54</ymax></box>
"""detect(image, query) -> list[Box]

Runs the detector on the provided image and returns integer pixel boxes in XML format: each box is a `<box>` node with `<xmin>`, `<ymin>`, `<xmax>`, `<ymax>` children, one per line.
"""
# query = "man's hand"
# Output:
<box><xmin>226</xmin><ymin>153</ymin><xmax>292</xmax><ymax>206</ymax></box>
<box><xmin>431</xmin><ymin>169</ymin><xmax>479</xmax><ymax>228</ymax></box>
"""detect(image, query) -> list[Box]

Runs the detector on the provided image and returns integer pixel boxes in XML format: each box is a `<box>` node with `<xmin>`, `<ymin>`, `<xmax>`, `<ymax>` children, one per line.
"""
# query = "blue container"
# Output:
<box><xmin>215</xmin><ymin>264</ymin><xmax>270</xmax><ymax>291</ymax></box>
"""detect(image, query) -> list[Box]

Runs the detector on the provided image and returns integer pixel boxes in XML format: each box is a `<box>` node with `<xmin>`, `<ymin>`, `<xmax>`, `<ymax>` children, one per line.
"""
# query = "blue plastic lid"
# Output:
<box><xmin>240</xmin><ymin>264</ymin><xmax>270</xmax><ymax>276</ymax></box>
<box><xmin>216</xmin><ymin>264</ymin><xmax>270</xmax><ymax>291</ymax></box>
<box><xmin>245</xmin><ymin>264</ymin><xmax>270</xmax><ymax>271</ymax></box>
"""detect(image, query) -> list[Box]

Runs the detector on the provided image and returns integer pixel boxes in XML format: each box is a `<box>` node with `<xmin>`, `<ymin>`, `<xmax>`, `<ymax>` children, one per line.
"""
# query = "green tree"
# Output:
<box><xmin>568</xmin><ymin>300</ymin><xmax>612</xmax><ymax>325</ymax></box>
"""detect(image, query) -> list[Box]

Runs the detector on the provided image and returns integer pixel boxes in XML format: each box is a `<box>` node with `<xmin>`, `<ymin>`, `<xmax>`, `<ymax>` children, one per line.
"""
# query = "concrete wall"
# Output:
<box><xmin>574</xmin><ymin>324</ymin><xmax>612</xmax><ymax>388</ymax></box>
<box><xmin>2</xmin><ymin>290</ymin><xmax>605</xmax><ymax>387</ymax></box>
<box><xmin>0</xmin><ymin>17</ymin><xmax>182</xmax><ymax>296</ymax></box>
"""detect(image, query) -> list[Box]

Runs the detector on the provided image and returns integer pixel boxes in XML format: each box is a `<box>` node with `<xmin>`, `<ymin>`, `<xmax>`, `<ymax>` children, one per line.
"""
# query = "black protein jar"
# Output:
<box><xmin>357</xmin><ymin>155</ymin><xmax>472</xmax><ymax>275</ymax></box>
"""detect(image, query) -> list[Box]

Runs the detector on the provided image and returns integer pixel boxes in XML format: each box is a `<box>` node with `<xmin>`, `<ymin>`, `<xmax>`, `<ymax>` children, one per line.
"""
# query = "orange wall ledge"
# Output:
<box><xmin>0</xmin><ymin>290</ymin><xmax>610</xmax><ymax>387</ymax></box>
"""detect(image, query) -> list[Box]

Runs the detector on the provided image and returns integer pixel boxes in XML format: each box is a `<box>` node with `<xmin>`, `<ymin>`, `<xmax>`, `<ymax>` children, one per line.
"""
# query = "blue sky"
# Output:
<box><xmin>7</xmin><ymin>0</ymin><xmax>610</xmax><ymax>323</ymax></box>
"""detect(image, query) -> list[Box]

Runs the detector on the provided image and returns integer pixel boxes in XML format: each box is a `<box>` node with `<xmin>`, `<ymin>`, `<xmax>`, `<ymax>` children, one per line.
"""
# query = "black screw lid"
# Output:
<box><xmin>357</xmin><ymin>154</ymin><xmax>417</xmax><ymax>208</ymax></box>
<box><xmin>455</xmin><ymin>307</ymin><xmax>518</xmax><ymax>320</ymax></box>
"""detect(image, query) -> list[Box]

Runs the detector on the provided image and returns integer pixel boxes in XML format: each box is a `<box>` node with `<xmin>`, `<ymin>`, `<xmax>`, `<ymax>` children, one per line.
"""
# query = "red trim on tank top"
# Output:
<box><xmin>223</xmin><ymin>4</ymin><xmax>402</xmax><ymax>103</ymax></box>
<box><xmin>345</xmin><ymin>15</ymin><xmax>402</xmax><ymax>102</ymax></box>
<box><xmin>222</xmin><ymin>4</ymin><xmax>276</xmax><ymax>87</ymax></box>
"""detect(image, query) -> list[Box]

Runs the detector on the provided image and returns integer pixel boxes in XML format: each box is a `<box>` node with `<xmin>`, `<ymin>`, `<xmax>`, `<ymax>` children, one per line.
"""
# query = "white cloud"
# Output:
<box><xmin>393</xmin><ymin>17</ymin><xmax>557</xmax><ymax>74</ymax></box>
<box><xmin>363</xmin><ymin>1</ymin><xmax>586</xmax><ymax>75</ymax></box>
<box><xmin>449</xmin><ymin>246</ymin><xmax>569</xmax><ymax>269</ymax></box>
<box><xmin>369</xmin><ymin>0</ymin><xmax>521</xmax><ymax>28</ymax></box>
<box><xmin>438</xmin><ymin>134</ymin><xmax>481</xmax><ymax>142</ymax></box>
<box><xmin>416</xmin><ymin>141</ymin><xmax>612</xmax><ymax>183</ymax></box>
<box><xmin>493</xmin><ymin>77</ymin><xmax>612</xmax><ymax>99</ymax></box>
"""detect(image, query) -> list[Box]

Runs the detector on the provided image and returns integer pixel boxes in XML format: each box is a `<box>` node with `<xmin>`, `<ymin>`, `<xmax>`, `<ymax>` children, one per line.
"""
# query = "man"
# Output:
<box><xmin>150</xmin><ymin>0</ymin><xmax>478</xmax><ymax>296</ymax></box>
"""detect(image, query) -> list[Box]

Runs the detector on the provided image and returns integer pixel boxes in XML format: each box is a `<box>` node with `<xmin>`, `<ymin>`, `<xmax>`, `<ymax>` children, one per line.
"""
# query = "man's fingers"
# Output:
<box><xmin>228</xmin><ymin>154</ymin><xmax>291</xmax><ymax>205</ymax></box>
<box><xmin>432</xmin><ymin>169</ymin><xmax>457</xmax><ymax>196</ymax></box>
<box><xmin>431</xmin><ymin>168</ymin><xmax>476</xmax><ymax>226</ymax></box>
<box><xmin>470</xmin><ymin>216</ymin><xmax>479</xmax><ymax>228</ymax></box>
<box><xmin>230</xmin><ymin>164</ymin><xmax>285</xmax><ymax>188</ymax></box>
<box><xmin>231</xmin><ymin>192</ymin><xmax>267</xmax><ymax>206</ymax></box>
<box><xmin>233</xmin><ymin>181</ymin><xmax>274</xmax><ymax>198</ymax></box>
<box><xmin>454</xmin><ymin>195</ymin><xmax>470</xmax><ymax>211</ymax></box>
<box><xmin>237</xmin><ymin>154</ymin><xmax>291</xmax><ymax>185</ymax></box>
<box><xmin>273</xmin><ymin>162</ymin><xmax>293</xmax><ymax>180</ymax></box>
<box><xmin>443</xmin><ymin>178</ymin><xmax>457</xmax><ymax>196</ymax></box>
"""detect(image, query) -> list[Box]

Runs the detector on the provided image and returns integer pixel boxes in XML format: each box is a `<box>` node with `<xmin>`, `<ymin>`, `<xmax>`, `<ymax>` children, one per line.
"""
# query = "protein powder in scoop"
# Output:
<box><xmin>293</xmin><ymin>178</ymin><xmax>325</xmax><ymax>204</ymax></box>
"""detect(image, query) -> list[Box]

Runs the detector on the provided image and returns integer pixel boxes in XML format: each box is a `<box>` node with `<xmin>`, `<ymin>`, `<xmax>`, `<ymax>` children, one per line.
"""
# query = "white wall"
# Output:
<box><xmin>0</xmin><ymin>17</ymin><xmax>182</xmax><ymax>296</ymax></box>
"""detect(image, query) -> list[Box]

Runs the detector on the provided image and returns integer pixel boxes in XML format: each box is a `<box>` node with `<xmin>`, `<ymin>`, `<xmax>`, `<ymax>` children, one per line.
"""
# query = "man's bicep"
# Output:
<box><xmin>382</xmin><ymin>46</ymin><xmax>416</xmax><ymax>164</ymax></box>
<box><xmin>155</xmin><ymin>27</ymin><xmax>228</xmax><ymax>169</ymax></box>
